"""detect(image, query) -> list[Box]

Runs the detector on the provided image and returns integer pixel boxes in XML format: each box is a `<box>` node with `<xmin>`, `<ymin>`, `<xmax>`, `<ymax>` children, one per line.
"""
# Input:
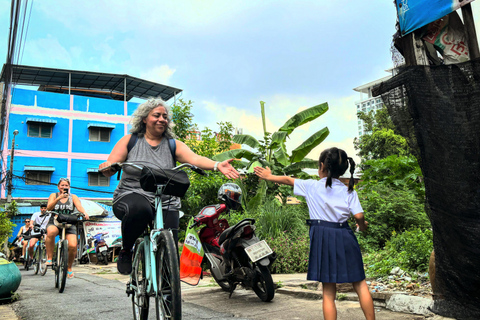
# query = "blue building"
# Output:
<box><xmin>0</xmin><ymin>65</ymin><xmax>182</xmax><ymax>239</ymax></box>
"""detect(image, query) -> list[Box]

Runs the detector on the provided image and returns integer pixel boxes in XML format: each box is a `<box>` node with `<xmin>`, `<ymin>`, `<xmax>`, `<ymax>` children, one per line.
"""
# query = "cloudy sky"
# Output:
<box><xmin>1</xmin><ymin>0</ymin><xmax>479</xmax><ymax>164</ymax></box>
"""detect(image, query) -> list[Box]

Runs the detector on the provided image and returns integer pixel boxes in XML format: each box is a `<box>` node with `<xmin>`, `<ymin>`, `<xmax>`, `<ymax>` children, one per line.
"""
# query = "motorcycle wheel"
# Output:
<box><xmin>252</xmin><ymin>265</ymin><xmax>275</xmax><ymax>302</ymax></box>
<box><xmin>102</xmin><ymin>251</ymin><xmax>109</xmax><ymax>265</ymax></box>
<box><xmin>210</xmin><ymin>266</ymin><xmax>232</xmax><ymax>292</ymax></box>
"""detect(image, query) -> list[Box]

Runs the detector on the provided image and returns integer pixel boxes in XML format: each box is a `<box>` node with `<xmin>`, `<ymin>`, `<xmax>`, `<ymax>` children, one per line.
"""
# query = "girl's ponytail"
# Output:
<box><xmin>325</xmin><ymin>153</ymin><xmax>333</xmax><ymax>189</ymax></box>
<box><xmin>347</xmin><ymin>157</ymin><xmax>356</xmax><ymax>192</ymax></box>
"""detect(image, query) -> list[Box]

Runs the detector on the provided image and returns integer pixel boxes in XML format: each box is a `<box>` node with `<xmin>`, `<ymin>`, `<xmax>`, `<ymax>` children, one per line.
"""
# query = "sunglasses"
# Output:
<box><xmin>25</xmin><ymin>221</ymin><xmax>30</xmax><ymax>223</ymax></box>
<box><xmin>59</xmin><ymin>178</ymin><xmax>70</xmax><ymax>182</ymax></box>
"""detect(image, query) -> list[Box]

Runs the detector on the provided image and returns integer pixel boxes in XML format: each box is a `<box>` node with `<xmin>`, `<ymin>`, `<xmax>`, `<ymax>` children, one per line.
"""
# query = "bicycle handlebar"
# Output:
<box><xmin>100</xmin><ymin>162</ymin><xmax>209</xmax><ymax>177</ymax></box>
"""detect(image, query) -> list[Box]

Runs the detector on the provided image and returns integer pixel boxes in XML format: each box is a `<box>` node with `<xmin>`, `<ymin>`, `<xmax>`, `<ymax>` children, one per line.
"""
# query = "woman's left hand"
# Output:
<box><xmin>217</xmin><ymin>159</ymin><xmax>240</xmax><ymax>179</ymax></box>
<box><xmin>83</xmin><ymin>212</ymin><xmax>90</xmax><ymax>220</ymax></box>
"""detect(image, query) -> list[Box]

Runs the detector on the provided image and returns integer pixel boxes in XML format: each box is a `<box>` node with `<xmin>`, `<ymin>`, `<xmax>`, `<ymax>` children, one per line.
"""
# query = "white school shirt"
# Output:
<box><xmin>293</xmin><ymin>178</ymin><xmax>363</xmax><ymax>223</ymax></box>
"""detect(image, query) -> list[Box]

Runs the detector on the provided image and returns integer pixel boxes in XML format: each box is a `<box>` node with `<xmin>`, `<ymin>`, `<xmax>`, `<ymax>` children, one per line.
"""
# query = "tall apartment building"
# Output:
<box><xmin>353</xmin><ymin>75</ymin><xmax>392</xmax><ymax>137</ymax></box>
<box><xmin>0</xmin><ymin>65</ymin><xmax>182</xmax><ymax>222</ymax></box>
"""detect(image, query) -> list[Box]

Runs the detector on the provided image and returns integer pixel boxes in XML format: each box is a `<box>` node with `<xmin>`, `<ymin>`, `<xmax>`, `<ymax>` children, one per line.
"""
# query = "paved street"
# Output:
<box><xmin>6</xmin><ymin>263</ymin><xmax>432</xmax><ymax>320</ymax></box>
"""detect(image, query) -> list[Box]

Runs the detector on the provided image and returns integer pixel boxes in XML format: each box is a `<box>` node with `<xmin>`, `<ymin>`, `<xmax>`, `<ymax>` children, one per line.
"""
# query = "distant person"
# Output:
<box><xmin>27</xmin><ymin>204</ymin><xmax>51</xmax><ymax>260</ymax></box>
<box><xmin>15</xmin><ymin>218</ymin><xmax>32</xmax><ymax>260</ymax></box>
<box><xmin>99</xmin><ymin>97</ymin><xmax>239</xmax><ymax>275</ymax></box>
<box><xmin>255</xmin><ymin>147</ymin><xmax>375</xmax><ymax>320</ymax></box>
<box><xmin>45</xmin><ymin>178</ymin><xmax>89</xmax><ymax>279</ymax></box>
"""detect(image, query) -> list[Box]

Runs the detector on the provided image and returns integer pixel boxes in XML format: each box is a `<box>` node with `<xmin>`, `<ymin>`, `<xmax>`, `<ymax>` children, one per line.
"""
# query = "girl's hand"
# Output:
<box><xmin>254</xmin><ymin>166</ymin><xmax>272</xmax><ymax>180</ymax></box>
<box><xmin>217</xmin><ymin>159</ymin><xmax>240</xmax><ymax>179</ymax></box>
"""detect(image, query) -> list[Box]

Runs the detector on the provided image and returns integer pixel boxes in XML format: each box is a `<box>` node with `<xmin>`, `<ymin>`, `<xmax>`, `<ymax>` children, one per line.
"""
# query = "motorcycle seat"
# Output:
<box><xmin>218</xmin><ymin>219</ymin><xmax>253</xmax><ymax>245</ymax></box>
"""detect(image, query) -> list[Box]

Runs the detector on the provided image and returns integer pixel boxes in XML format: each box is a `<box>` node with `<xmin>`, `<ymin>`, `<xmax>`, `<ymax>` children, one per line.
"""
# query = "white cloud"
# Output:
<box><xmin>23</xmin><ymin>35</ymin><xmax>73</xmax><ymax>68</ymax></box>
<box><xmin>140</xmin><ymin>65</ymin><xmax>176</xmax><ymax>85</ymax></box>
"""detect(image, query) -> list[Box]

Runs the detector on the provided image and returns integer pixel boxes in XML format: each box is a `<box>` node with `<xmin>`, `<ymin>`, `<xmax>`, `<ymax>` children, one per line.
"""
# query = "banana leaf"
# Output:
<box><xmin>269</xmin><ymin>131</ymin><xmax>288</xmax><ymax>150</ymax></box>
<box><xmin>247</xmin><ymin>180</ymin><xmax>267</xmax><ymax>211</ymax></box>
<box><xmin>290</xmin><ymin>127</ymin><xmax>329</xmax><ymax>163</ymax></box>
<box><xmin>233</xmin><ymin>134</ymin><xmax>260</xmax><ymax>149</ymax></box>
<box><xmin>278</xmin><ymin>102</ymin><xmax>329</xmax><ymax>135</ymax></box>
<box><xmin>212</xmin><ymin>149</ymin><xmax>257</xmax><ymax>162</ymax></box>
<box><xmin>283</xmin><ymin>159</ymin><xmax>319</xmax><ymax>175</ymax></box>
<box><xmin>247</xmin><ymin>160</ymin><xmax>263</xmax><ymax>173</ymax></box>
<box><xmin>274</xmin><ymin>145</ymin><xmax>290</xmax><ymax>167</ymax></box>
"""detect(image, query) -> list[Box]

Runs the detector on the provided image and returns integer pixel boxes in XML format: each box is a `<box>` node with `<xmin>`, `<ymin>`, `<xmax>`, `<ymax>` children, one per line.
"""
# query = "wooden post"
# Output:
<box><xmin>461</xmin><ymin>3</ymin><xmax>480</xmax><ymax>59</ymax></box>
<box><xmin>394</xmin><ymin>32</ymin><xmax>429</xmax><ymax>66</ymax></box>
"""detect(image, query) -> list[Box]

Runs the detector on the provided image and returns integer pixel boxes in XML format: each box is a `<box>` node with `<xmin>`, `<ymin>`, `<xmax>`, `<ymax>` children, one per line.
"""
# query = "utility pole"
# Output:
<box><xmin>6</xmin><ymin>129</ymin><xmax>18</xmax><ymax>203</ymax></box>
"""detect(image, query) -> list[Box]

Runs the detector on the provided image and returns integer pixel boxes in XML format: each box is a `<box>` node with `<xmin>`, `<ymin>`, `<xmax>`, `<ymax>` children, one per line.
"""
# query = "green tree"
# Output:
<box><xmin>354</xmin><ymin>107</ymin><xmax>411</xmax><ymax>162</ymax></box>
<box><xmin>1</xmin><ymin>201</ymin><xmax>18</xmax><ymax>256</ymax></box>
<box><xmin>213</xmin><ymin>101</ymin><xmax>329</xmax><ymax>209</ymax></box>
<box><xmin>171</xmin><ymin>99</ymin><xmax>196</xmax><ymax>141</ymax></box>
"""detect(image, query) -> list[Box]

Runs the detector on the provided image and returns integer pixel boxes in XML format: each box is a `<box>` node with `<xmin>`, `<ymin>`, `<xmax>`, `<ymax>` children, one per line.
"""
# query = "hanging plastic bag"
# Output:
<box><xmin>180</xmin><ymin>218</ymin><xmax>204</xmax><ymax>285</ymax></box>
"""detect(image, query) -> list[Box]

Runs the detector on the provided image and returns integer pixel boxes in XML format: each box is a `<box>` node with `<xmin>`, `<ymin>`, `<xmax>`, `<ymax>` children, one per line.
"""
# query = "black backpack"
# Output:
<box><xmin>126</xmin><ymin>133</ymin><xmax>176</xmax><ymax>162</ymax></box>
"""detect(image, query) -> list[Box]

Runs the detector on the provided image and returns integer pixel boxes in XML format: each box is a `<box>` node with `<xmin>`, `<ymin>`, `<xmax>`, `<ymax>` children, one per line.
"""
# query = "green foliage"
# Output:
<box><xmin>360</xmin><ymin>155</ymin><xmax>425</xmax><ymax>200</ymax></box>
<box><xmin>1</xmin><ymin>201</ymin><xmax>17</xmax><ymax>250</ymax></box>
<box><xmin>213</xmin><ymin>101</ymin><xmax>329</xmax><ymax>209</ymax></box>
<box><xmin>253</xmin><ymin>201</ymin><xmax>308</xmax><ymax>239</ymax></box>
<box><xmin>354</xmin><ymin>107</ymin><xmax>411</xmax><ymax>163</ymax></box>
<box><xmin>356</xmin><ymin>186</ymin><xmax>430</xmax><ymax>251</ymax></box>
<box><xmin>268</xmin><ymin>231</ymin><xmax>309</xmax><ymax>274</ymax></box>
<box><xmin>171</xmin><ymin>99</ymin><xmax>196</xmax><ymax>141</ymax></box>
<box><xmin>363</xmin><ymin>228</ymin><xmax>433</xmax><ymax>277</ymax></box>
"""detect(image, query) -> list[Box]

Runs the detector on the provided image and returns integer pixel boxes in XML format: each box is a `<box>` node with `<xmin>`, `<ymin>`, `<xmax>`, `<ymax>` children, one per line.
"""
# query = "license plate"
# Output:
<box><xmin>99</xmin><ymin>246</ymin><xmax>107</xmax><ymax>252</ymax></box>
<box><xmin>244</xmin><ymin>240</ymin><xmax>273</xmax><ymax>262</ymax></box>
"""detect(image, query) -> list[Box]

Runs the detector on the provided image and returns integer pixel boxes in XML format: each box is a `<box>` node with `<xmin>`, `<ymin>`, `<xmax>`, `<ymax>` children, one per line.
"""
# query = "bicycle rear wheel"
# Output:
<box><xmin>40</xmin><ymin>244</ymin><xmax>48</xmax><ymax>276</ymax></box>
<box><xmin>58</xmin><ymin>240</ymin><xmax>68</xmax><ymax>293</ymax></box>
<box><xmin>132</xmin><ymin>240</ymin><xmax>149</xmax><ymax>320</ymax></box>
<box><xmin>33</xmin><ymin>245</ymin><xmax>40</xmax><ymax>275</ymax></box>
<box><xmin>155</xmin><ymin>231</ymin><xmax>181</xmax><ymax>320</ymax></box>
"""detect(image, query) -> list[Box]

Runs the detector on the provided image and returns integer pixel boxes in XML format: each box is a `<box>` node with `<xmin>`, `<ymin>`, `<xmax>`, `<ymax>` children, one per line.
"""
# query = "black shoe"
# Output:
<box><xmin>117</xmin><ymin>249</ymin><xmax>133</xmax><ymax>275</ymax></box>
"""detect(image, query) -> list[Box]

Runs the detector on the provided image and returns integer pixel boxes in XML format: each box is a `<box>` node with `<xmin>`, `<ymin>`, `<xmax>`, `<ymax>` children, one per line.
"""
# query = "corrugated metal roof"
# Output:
<box><xmin>1</xmin><ymin>64</ymin><xmax>182</xmax><ymax>101</ymax></box>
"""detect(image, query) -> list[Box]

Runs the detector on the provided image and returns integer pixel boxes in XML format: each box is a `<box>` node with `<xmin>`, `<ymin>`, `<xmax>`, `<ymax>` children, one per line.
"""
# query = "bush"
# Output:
<box><xmin>356</xmin><ymin>186</ymin><xmax>430</xmax><ymax>251</ymax></box>
<box><xmin>363</xmin><ymin>227</ymin><xmax>433</xmax><ymax>277</ymax></box>
<box><xmin>254</xmin><ymin>201</ymin><xmax>308</xmax><ymax>239</ymax></box>
<box><xmin>269</xmin><ymin>231</ymin><xmax>309</xmax><ymax>274</ymax></box>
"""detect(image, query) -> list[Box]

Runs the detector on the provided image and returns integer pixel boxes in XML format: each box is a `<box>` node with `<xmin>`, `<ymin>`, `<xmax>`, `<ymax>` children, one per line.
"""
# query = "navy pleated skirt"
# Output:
<box><xmin>307</xmin><ymin>220</ymin><xmax>365</xmax><ymax>283</ymax></box>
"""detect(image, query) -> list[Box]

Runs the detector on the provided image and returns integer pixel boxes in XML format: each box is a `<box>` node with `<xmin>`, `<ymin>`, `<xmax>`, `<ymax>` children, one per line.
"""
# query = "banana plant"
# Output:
<box><xmin>213</xmin><ymin>101</ymin><xmax>329</xmax><ymax>209</ymax></box>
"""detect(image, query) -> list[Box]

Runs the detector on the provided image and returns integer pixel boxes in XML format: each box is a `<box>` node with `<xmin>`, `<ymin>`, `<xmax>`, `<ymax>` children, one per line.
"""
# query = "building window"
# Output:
<box><xmin>28</xmin><ymin>123</ymin><xmax>53</xmax><ymax>138</ymax></box>
<box><xmin>25</xmin><ymin>171</ymin><xmax>52</xmax><ymax>185</ymax></box>
<box><xmin>88</xmin><ymin>172</ymin><xmax>110</xmax><ymax>186</ymax></box>
<box><xmin>89</xmin><ymin>127</ymin><xmax>111</xmax><ymax>142</ymax></box>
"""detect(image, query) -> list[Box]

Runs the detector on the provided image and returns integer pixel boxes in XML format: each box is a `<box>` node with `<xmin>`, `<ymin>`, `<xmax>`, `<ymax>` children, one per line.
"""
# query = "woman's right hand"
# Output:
<box><xmin>99</xmin><ymin>161</ymin><xmax>116</xmax><ymax>177</ymax></box>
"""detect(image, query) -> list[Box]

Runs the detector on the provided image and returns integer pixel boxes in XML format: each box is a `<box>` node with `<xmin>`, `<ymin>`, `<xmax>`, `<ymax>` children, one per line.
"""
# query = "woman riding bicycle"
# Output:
<box><xmin>45</xmin><ymin>178</ymin><xmax>89</xmax><ymax>278</ymax></box>
<box><xmin>99</xmin><ymin>97</ymin><xmax>239</xmax><ymax>275</ymax></box>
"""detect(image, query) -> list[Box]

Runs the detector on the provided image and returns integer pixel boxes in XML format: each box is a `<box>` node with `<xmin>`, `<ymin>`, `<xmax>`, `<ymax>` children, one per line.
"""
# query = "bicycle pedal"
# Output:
<box><xmin>126</xmin><ymin>282</ymin><xmax>134</xmax><ymax>296</ymax></box>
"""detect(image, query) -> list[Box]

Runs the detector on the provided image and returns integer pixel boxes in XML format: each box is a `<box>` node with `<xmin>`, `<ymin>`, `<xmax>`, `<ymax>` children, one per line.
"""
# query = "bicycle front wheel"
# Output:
<box><xmin>33</xmin><ymin>245</ymin><xmax>40</xmax><ymax>275</ymax></box>
<box><xmin>155</xmin><ymin>231</ymin><xmax>181</xmax><ymax>320</ymax></box>
<box><xmin>132</xmin><ymin>240</ymin><xmax>149</xmax><ymax>320</ymax></box>
<box><xmin>58</xmin><ymin>240</ymin><xmax>68</xmax><ymax>293</ymax></box>
<box><xmin>40</xmin><ymin>244</ymin><xmax>48</xmax><ymax>276</ymax></box>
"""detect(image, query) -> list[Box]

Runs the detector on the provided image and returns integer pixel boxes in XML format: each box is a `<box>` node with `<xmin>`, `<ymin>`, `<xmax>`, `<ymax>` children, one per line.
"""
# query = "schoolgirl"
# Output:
<box><xmin>254</xmin><ymin>147</ymin><xmax>375</xmax><ymax>320</ymax></box>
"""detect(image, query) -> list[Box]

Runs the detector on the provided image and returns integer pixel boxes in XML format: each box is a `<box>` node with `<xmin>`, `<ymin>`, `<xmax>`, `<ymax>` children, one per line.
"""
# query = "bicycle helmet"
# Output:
<box><xmin>217</xmin><ymin>183</ymin><xmax>242</xmax><ymax>210</ymax></box>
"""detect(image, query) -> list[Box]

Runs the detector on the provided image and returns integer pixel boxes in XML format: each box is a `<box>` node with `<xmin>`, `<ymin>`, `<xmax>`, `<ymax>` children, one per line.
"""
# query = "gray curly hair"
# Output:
<box><xmin>129</xmin><ymin>98</ymin><xmax>174</xmax><ymax>138</ymax></box>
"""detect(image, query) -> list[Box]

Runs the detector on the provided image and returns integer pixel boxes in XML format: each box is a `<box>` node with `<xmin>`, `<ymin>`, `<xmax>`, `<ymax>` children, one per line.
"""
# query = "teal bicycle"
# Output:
<box><xmin>103</xmin><ymin>162</ymin><xmax>206</xmax><ymax>320</ymax></box>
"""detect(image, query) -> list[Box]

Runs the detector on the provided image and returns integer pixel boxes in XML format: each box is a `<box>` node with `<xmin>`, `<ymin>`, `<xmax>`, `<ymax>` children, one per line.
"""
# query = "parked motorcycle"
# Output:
<box><xmin>191</xmin><ymin>183</ymin><xmax>276</xmax><ymax>302</ymax></box>
<box><xmin>80</xmin><ymin>232</ymin><xmax>110</xmax><ymax>265</ymax></box>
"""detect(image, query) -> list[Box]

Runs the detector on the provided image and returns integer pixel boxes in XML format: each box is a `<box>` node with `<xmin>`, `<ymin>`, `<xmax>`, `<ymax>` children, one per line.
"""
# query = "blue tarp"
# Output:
<box><xmin>396</xmin><ymin>0</ymin><xmax>475</xmax><ymax>36</ymax></box>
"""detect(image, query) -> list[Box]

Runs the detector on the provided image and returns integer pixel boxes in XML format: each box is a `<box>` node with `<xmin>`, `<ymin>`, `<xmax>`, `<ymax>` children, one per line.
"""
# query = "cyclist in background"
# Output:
<box><xmin>27</xmin><ymin>204</ymin><xmax>50</xmax><ymax>261</ymax></box>
<box><xmin>46</xmin><ymin>178</ymin><xmax>89</xmax><ymax>278</ymax></box>
<box><xmin>15</xmin><ymin>218</ymin><xmax>32</xmax><ymax>260</ymax></box>
<box><xmin>99</xmin><ymin>97</ymin><xmax>239</xmax><ymax>275</ymax></box>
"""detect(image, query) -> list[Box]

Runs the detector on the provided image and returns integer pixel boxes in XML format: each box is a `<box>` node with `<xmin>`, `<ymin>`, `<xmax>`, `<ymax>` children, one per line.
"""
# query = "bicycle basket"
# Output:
<box><xmin>140</xmin><ymin>167</ymin><xmax>190</xmax><ymax>197</ymax></box>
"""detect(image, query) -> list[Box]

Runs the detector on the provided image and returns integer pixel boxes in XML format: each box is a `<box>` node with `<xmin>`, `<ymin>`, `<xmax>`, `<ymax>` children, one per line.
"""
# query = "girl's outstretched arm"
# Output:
<box><xmin>254</xmin><ymin>166</ymin><xmax>295</xmax><ymax>186</ymax></box>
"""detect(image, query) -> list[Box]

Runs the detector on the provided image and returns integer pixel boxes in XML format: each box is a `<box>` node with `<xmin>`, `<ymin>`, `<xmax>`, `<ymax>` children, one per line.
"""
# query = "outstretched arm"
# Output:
<box><xmin>254</xmin><ymin>167</ymin><xmax>295</xmax><ymax>186</ymax></box>
<box><xmin>175</xmin><ymin>140</ymin><xmax>239</xmax><ymax>179</ymax></box>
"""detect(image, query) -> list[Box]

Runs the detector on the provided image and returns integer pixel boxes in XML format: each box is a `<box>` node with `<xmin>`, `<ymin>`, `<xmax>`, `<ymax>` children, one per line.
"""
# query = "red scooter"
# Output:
<box><xmin>192</xmin><ymin>183</ymin><xmax>276</xmax><ymax>302</ymax></box>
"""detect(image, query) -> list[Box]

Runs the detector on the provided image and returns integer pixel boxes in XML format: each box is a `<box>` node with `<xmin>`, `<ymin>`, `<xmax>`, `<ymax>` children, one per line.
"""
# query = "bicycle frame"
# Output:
<box><xmin>132</xmin><ymin>183</ymin><xmax>167</xmax><ymax>296</ymax></box>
